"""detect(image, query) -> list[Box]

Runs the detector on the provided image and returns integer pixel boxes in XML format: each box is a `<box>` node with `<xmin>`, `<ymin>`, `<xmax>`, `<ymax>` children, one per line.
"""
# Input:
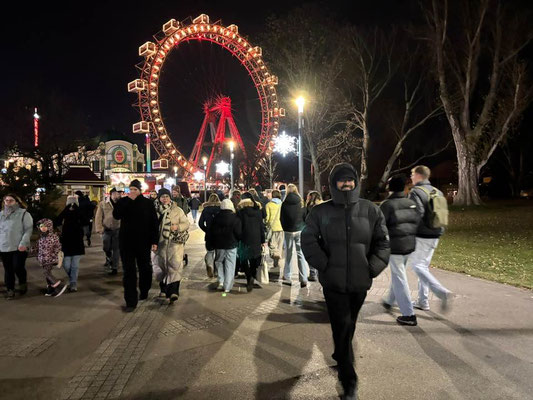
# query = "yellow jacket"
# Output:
<box><xmin>265</xmin><ymin>200</ymin><xmax>283</xmax><ymax>232</ymax></box>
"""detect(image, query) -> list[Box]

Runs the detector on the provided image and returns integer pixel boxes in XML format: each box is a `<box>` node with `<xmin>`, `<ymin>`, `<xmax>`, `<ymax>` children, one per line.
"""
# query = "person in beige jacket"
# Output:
<box><xmin>265</xmin><ymin>189</ymin><xmax>284</xmax><ymax>272</ymax></box>
<box><xmin>153</xmin><ymin>188</ymin><xmax>190</xmax><ymax>303</ymax></box>
<box><xmin>95</xmin><ymin>188</ymin><xmax>121</xmax><ymax>275</ymax></box>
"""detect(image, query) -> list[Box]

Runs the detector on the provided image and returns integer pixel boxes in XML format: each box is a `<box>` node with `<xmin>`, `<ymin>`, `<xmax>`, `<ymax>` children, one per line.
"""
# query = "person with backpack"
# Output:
<box><xmin>408</xmin><ymin>165</ymin><xmax>453</xmax><ymax>312</ymax></box>
<box><xmin>199</xmin><ymin>194</ymin><xmax>221</xmax><ymax>278</ymax></box>
<box><xmin>380</xmin><ymin>175</ymin><xmax>421</xmax><ymax>326</ymax></box>
<box><xmin>0</xmin><ymin>193</ymin><xmax>33</xmax><ymax>299</ymax></box>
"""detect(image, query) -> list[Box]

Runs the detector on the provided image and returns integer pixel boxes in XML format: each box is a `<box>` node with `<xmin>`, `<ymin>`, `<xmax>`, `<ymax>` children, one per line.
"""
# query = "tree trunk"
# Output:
<box><xmin>307</xmin><ymin>139</ymin><xmax>322</xmax><ymax>192</ymax></box>
<box><xmin>454</xmin><ymin>139</ymin><xmax>481</xmax><ymax>205</ymax></box>
<box><xmin>359</xmin><ymin>127</ymin><xmax>370</xmax><ymax>197</ymax></box>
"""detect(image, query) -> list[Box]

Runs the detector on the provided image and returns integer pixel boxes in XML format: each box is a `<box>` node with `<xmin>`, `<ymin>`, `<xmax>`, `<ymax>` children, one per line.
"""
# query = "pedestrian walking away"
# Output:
<box><xmin>75</xmin><ymin>191</ymin><xmax>95</xmax><ymax>247</ymax></box>
<box><xmin>280</xmin><ymin>184</ymin><xmax>309</xmax><ymax>287</ymax></box>
<box><xmin>304</xmin><ymin>190</ymin><xmax>323</xmax><ymax>282</ymax></box>
<box><xmin>153</xmin><ymin>188</ymin><xmax>190</xmax><ymax>303</ymax></box>
<box><xmin>380</xmin><ymin>174</ymin><xmax>421</xmax><ymax>326</ymax></box>
<box><xmin>302</xmin><ymin>163</ymin><xmax>390</xmax><ymax>400</ymax></box>
<box><xmin>189</xmin><ymin>194</ymin><xmax>201</xmax><ymax>224</ymax></box>
<box><xmin>265</xmin><ymin>189</ymin><xmax>284</xmax><ymax>272</ymax></box>
<box><xmin>95</xmin><ymin>188</ymin><xmax>121</xmax><ymax>275</ymax></box>
<box><xmin>209</xmin><ymin>199</ymin><xmax>241</xmax><ymax>295</ymax></box>
<box><xmin>237</xmin><ymin>192</ymin><xmax>266</xmax><ymax>292</ymax></box>
<box><xmin>55</xmin><ymin>195</ymin><xmax>86</xmax><ymax>292</ymax></box>
<box><xmin>113</xmin><ymin>179</ymin><xmax>159</xmax><ymax>310</ymax></box>
<box><xmin>0</xmin><ymin>193</ymin><xmax>33</xmax><ymax>299</ymax></box>
<box><xmin>32</xmin><ymin>219</ymin><xmax>67</xmax><ymax>297</ymax></box>
<box><xmin>199</xmin><ymin>194</ymin><xmax>221</xmax><ymax>278</ymax></box>
<box><xmin>408</xmin><ymin>165</ymin><xmax>454</xmax><ymax>312</ymax></box>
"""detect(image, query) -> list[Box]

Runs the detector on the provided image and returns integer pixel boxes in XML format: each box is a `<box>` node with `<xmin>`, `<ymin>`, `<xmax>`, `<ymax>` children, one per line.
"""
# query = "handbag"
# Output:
<box><xmin>256</xmin><ymin>245</ymin><xmax>270</xmax><ymax>284</ymax></box>
<box><xmin>171</xmin><ymin>230</ymin><xmax>189</xmax><ymax>244</ymax></box>
<box><xmin>56</xmin><ymin>251</ymin><xmax>64</xmax><ymax>269</ymax></box>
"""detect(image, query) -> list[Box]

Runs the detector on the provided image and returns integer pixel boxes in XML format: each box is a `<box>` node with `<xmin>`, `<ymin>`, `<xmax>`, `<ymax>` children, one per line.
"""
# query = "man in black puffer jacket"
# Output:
<box><xmin>113</xmin><ymin>180</ymin><xmax>159</xmax><ymax>310</ymax></box>
<box><xmin>380</xmin><ymin>174</ymin><xmax>420</xmax><ymax>326</ymax></box>
<box><xmin>302</xmin><ymin>163</ymin><xmax>390</xmax><ymax>400</ymax></box>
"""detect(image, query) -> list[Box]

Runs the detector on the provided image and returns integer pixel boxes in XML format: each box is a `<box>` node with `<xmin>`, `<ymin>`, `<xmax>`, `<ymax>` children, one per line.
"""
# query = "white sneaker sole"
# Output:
<box><xmin>54</xmin><ymin>285</ymin><xmax>67</xmax><ymax>298</ymax></box>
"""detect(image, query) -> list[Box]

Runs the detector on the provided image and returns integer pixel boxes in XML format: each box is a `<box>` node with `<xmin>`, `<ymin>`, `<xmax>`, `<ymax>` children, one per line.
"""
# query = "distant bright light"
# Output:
<box><xmin>33</xmin><ymin>112</ymin><xmax>40</xmax><ymax>119</ymax></box>
<box><xmin>202</xmin><ymin>156</ymin><xmax>208</xmax><ymax>165</ymax></box>
<box><xmin>228</xmin><ymin>140</ymin><xmax>235</xmax><ymax>152</ymax></box>
<box><xmin>193</xmin><ymin>171</ymin><xmax>204</xmax><ymax>181</ymax></box>
<box><xmin>165</xmin><ymin>177</ymin><xmax>175</xmax><ymax>186</ymax></box>
<box><xmin>295</xmin><ymin>96</ymin><xmax>305</xmax><ymax>113</ymax></box>
<box><xmin>216</xmin><ymin>160</ymin><xmax>229</xmax><ymax>175</ymax></box>
<box><xmin>273</xmin><ymin>131</ymin><xmax>297</xmax><ymax>157</ymax></box>
<box><xmin>141</xmin><ymin>182</ymin><xmax>149</xmax><ymax>192</ymax></box>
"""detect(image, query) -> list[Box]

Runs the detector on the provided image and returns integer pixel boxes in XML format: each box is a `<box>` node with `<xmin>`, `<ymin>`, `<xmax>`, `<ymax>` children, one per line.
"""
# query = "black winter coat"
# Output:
<box><xmin>380</xmin><ymin>192</ymin><xmax>420</xmax><ymax>255</ymax></box>
<box><xmin>189</xmin><ymin>197</ymin><xmax>201</xmax><ymax>210</ymax></box>
<box><xmin>112</xmin><ymin>195</ymin><xmax>159</xmax><ymax>250</ymax></box>
<box><xmin>237</xmin><ymin>199</ymin><xmax>266</xmax><ymax>259</ymax></box>
<box><xmin>209</xmin><ymin>210</ymin><xmax>242</xmax><ymax>249</ymax></box>
<box><xmin>77</xmin><ymin>196</ymin><xmax>94</xmax><ymax>226</ymax></box>
<box><xmin>281</xmin><ymin>193</ymin><xmax>306</xmax><ymax>232</ymax></box>
<box><xmin>302</xmin><ymin>163</ymin><xmax>390</xmax><ymax>293</ymax></box>
<box><xmin>199</xmin><ymin>203</ymin><xmax>221</xmax><ymax>250</ymax></box>
<box><xmin>55</xmin><ymin>205</ymin><xmax>85</xmax><ymax>256</ymax></box>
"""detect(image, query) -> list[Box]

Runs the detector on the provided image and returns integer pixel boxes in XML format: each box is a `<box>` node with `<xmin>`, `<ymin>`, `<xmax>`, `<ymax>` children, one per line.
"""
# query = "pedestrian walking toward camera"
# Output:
<box><xmin>172</xmin><ymin>186</ymin><xmax>190</xmax><ymax>215</ymax></box>
<box><xmin>302</xmin><ymin>163</ymin><xmax>390</xmax><ymax>400</ymax></box>
<box><xmin>56</xmin><ymin>195</ymin><xmax>86</xmax><ymax>292</ymax></box>
<box><xmin>189</xmin><ymin>194</ymin><xmax>201</xmax><ymax>224</ymax></box>
<box><xmin>33</xmin><ymin>219</ymin><xmax>66</xmax><ymax>297</ymax></box>
<box><xmin>210</xmin><ymin>199</ymin><xmax>241</xmax><ymax>295</ymax></box>
<box><xmin>380</xmin><ymin>174</ymin><xmax>421</xmax><ymax>326</ymax></box>
<box><xmin>408</xmin><ymin>165</ymin><xmax>453</xmax><ymax>312</ymax></box>
<box><xmin>265</xmin><ymin>189</ymin><xmax>284</xmax><ymax>272</ymax></box>
<box><xmin>304</xmin><ymin>190</ymin><xmax>323</xmax><ymax>282</ymax></box>
<box><xmin>75</xmin><ymin>191</ymin><xmax>95</xmax><ymax>247</ymax></box>
<box><xmin>0</xmin><ymin>193</ymin><xmax>33</xmax><ymax>299</ymax></box>
<box><xmin>149</xmin><ymin>190</ymin><xmax>158</xmax><ymax>205</ymax></box>
<box><xmin>113</xmin><ymin>179</ymin><xmax>159</xmax><ymax>310</ymax></box>
<box><xmin>154</xmin><ymin>188</ymin><xmax>190</xmax><ymax>303</ymax></box>
<box><xmin>280</xmin><ymin>184</ymin><xmax>309</xmax><ymax>287</ymax></box>
<box><xmin>237</xmin><ymin>192</ymin><xmax>266</xmax><ymax>292</ymax></box>
<box><xmin>95</xmin><ymin>188</ymin><xmax>121</xmax><ymax>275</ymax></box>
<box><xmin>199</xmin><ymin>194</ymin><xmax>221</xmax><ymax>278</ymax></box>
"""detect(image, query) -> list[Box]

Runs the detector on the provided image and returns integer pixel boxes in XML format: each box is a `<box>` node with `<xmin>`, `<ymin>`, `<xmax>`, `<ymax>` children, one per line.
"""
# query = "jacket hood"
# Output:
<box><xmin>271</xmin><ymin>198</ymin><xmax>282</xmax><ymax>205</ymax></box>
<box><xmin>202</xmin><ymin>201</ymin><xmax>221</xmax><ymax>208</ymax></box>
<box><xmin>329</xmin><ymin>163</ymin><xmax>360</xmax><ymax>205</ymax></box>
<box><xmin>283</xmin><ymin>192</ymin><xmax>303</xmax><ymax>206</ymax></box>
<box><xmin>237</xmin><ymin>198</ymin><xmax>262</xmax><ymax>210</ymax></box>
<box><xmin>37</xmin><ymin>218</ymin><xmax>54</xmax><ymax>231</ymax></box>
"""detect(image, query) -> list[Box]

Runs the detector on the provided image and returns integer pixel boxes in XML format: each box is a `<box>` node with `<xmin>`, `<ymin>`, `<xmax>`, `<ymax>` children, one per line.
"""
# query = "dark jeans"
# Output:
<box><xmin>1</xmin><ymin>251</ymin><xmax>28</xmax><ymax>291</ymax></box>
<box><xmin>323</xmin><ymin>289</ymin><xmax>367</xmax><ymax>390</ymax></box>
<box><xmin>242</xmin><ymin>256</ymin><xmax>261</xmax><ymax>283</ymax></box>
<box><xmin>103</xmin><ymin>229</ymin><xmax>120</xmax><ymax>270</ymax></box>
<box><xmin>120</xmin><ymin>245</ymin><xmax>152</xmax><ymax>307</ymax></box>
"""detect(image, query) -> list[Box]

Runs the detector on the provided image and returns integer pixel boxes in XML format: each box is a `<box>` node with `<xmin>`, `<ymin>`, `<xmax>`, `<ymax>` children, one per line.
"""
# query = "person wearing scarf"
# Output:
<box><xmin>154</xmin><ymin>188</ymin><xmax>190</xmax><ymax>303</ymax></box>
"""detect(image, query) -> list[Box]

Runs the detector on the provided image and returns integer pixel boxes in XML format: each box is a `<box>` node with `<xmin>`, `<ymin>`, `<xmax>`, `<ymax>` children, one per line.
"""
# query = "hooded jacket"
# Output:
<box><xmin>55</xmin><ymin>205</ymin><xmax>86</xmax><ymax>256</ymax></box>
<box><xmin>95</xmin><ymin>198</ymin><xmax>120</xmax><ymax>233</ymax></box>
<box><xmin>199</xmin><ymin>200</ymin><xmax>221</xmax><ymax>250</ymax></box>
<box><xmin>281</xmin><ymin>193</ymin><xmax>306</xmax><ymax>232</ymax></box>
<box><xmin>0</xmin><ymin>205</ymin><xmax>33</xmax><ymax>252</ymax></box>
<box><xmin>237</xmin><ymin>198</ymin><xmax>266</xmax><ymax>259</ymax></box>
<box><xmin>265</xmin><ymin>198</ymin><xmax>283</xmax><ymax>232</ymax></box>
<box><xmin>302</xmin><ymin>163</ymin><xmax>390</xmax><ymax>293</ymax></box>
<box><xmin>209</xmin><ymin>209</ymin><xmax>242</xmax><ymax>250</ymax></box>
<box><xmin>34</xmin><ymin>219</ymin><xmax>62</xmax><ymax>267</ymax></box>
<box><xmin>380</xmin><ymin>192</ymin><xmax>420</xmax><ymax>255</ymax></box>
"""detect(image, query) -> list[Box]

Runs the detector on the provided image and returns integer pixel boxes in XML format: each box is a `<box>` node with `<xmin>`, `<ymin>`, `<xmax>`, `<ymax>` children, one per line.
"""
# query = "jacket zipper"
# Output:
<box><xmin>345</xmin><ymin>203</ymin><xmax>351</xmax><ymax>292</ymax></box>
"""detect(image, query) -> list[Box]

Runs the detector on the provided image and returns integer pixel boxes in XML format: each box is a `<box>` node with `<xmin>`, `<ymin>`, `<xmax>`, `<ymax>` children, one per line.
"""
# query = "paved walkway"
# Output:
<box><xmin>1</xmin><ymin>226</ymin><xmax>532</xmax><ymax>400</ymax></box>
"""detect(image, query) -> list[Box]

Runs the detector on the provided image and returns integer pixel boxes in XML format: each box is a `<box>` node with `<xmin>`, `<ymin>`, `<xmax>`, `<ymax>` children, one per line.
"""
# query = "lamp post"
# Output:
<box><xmin>295</xmin><ymin>96</ymin><xmax>305</xmax><ymax>197</ymax></box>
<box><xmin>229</xmin><ymin>141</ymin><xmax>235</xmax><ymax>193</ymax></box>
<box><xmin>202</xmin><ymin>156</ymin><xmax>208</xmax><ymax>202</ymax></box>
<box><xmin>173</xmin><ymin>165</ymin><xmax>178</xmax><ymax>185</ymax></box>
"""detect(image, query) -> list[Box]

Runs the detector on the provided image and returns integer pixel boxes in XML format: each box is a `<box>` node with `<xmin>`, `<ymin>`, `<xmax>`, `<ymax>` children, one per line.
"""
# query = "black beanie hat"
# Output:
<box><xmin>157</xmin><ymin>188</ymin><xmax>171</xmax><ymax>199</ymax></box>
<box><xmin>388</xmin><ymin>174</ymin><xmax>407</xmax><ymax>192</ymax></box>
<box><xmin>129</xmin><ymin>179</ymin><xmax>142</xmax><ymax>190</ymax></box>
<box><xmin>109</xmin><ymin>188</ymin><xmax>117</xmax><ymax>194</ymax></box>
<box><xmin>333</xmin><ymin>167</ymin><xmax>356</xmax><ymax>183</ymax></box>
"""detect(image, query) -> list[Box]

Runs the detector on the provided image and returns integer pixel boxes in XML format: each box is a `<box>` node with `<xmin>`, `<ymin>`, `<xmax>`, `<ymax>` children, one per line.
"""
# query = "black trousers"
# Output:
<box><xmin>120</xmin><ymin>245</ymin><xmax>152</xmax><ymax>307</ymax></box>
<box><xmin>242</xmin><ymin>256</ymin><xmax>261</xmax><ymax>283</ymax></box>
<box><xmin>323</xmin><ymin>289</ymin><xmax>367</xmax><ymax>389</ymax></box>
<box><xmin>160</xmin><ymin>280</ymin><xmax>180</xmax><ymax>298</ymax></box>
<box><xmin>0</xmin><ymin>251</ymin><xmax>28</xmax><ymax>291</ymax></box>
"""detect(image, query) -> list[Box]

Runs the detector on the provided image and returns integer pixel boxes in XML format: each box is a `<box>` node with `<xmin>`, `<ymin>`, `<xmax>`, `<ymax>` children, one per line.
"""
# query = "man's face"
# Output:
<box><xmin>111</xmin><ymin>192</ymin><xmax>120</xmax><ymax>201</ymax></box>
<box><xmin>411</xmin><ymin>172</ymin><xmax>423</xmax><ymax>185</ymax></box>
<box><xmin>336</xmin><ymin>179</ymin><xmax>355</xmax><ymax>191</ymax></box>
<box><xmin>129</xmin><ymin>187</ymin><xmax>141</xmax><ymax>199</ymax></box>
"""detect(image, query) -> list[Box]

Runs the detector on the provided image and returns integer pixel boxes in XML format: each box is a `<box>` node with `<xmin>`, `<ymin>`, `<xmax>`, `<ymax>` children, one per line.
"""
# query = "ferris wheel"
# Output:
<box><xmin>128</xmin><ymin>14</ymin><xmax>284</xmax><ymax>177</ymax></box>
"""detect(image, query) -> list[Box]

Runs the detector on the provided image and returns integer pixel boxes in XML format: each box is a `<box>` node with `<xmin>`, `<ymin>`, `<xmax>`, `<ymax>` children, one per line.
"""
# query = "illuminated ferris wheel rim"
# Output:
<box><xmin>128</xmin><ymin>14</ymin><xmax>285</xmax><ymax>176</ymax></box>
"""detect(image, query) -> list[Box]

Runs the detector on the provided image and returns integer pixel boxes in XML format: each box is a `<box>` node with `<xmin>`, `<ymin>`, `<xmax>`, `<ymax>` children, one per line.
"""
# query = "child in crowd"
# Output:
<box><xmin>35</xmin><ymin>219</ymin><xmax>67</xmax><ymax>297</ymax></box>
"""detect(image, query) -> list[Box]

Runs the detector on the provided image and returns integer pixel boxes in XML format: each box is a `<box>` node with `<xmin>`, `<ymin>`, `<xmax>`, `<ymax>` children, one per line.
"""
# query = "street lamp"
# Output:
<box><xmin>173</xmin><ymin>165</ymin><xmax>178</xmax><ymax>185</ymax></box>
<box><xmin>228</xmin><ymin>141</ymin><xmax>235</xmax><ymax>193</ymax></box>
<box><xmin>202</xmin><ymin>156</ymin><xmax>208</xmax><ymax>202</ymax></box>
<box><xmin>295</xmin><ymin>96</ymin><xmax>305</xmax><ymax>196</ymax></box>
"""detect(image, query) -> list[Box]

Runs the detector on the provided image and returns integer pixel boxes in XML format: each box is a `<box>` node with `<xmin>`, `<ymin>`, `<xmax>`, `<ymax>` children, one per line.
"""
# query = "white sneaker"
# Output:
<box><xmin>412</xmin><ymin>301</ymin><xmax>430</xmax><ymax>311</ymax></box>
<box><xmin>217</xmin><ymin>283</ymin><xmax>223</xmax><ymax>291</ymax></box>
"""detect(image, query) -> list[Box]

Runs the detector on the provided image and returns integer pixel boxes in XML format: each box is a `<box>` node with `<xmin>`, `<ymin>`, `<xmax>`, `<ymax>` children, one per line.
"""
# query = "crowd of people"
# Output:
<box><xmin>0</xmin><ymin>163</ymin><xmax>453</xmax><ymax>400</ymax></box>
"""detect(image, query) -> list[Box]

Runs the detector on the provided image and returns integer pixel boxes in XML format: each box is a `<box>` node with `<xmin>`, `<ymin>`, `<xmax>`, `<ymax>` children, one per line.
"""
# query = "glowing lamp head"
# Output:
<box><xmin>173</xmin><ymin>166</ymin><xmax>178</xmax><ymax>173</ymax></box>
<box><xmin>295</xmin><ymin>96</ymin><xmax>305</xmax><ymax>113</ymax></box>
<box><xmin>202</xmin><ymin>156</ymin><xmax>208</xmax><ymax>166</ymax></box>
<box><xmin>229</xmin><ymin>141</ymin><xmax>235</xmax><ymax>152</ymax></box>
<box><xmin>193</xmin><ymin>171</ymin><xmax>204</xmax><ymax>181</ymax></box>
